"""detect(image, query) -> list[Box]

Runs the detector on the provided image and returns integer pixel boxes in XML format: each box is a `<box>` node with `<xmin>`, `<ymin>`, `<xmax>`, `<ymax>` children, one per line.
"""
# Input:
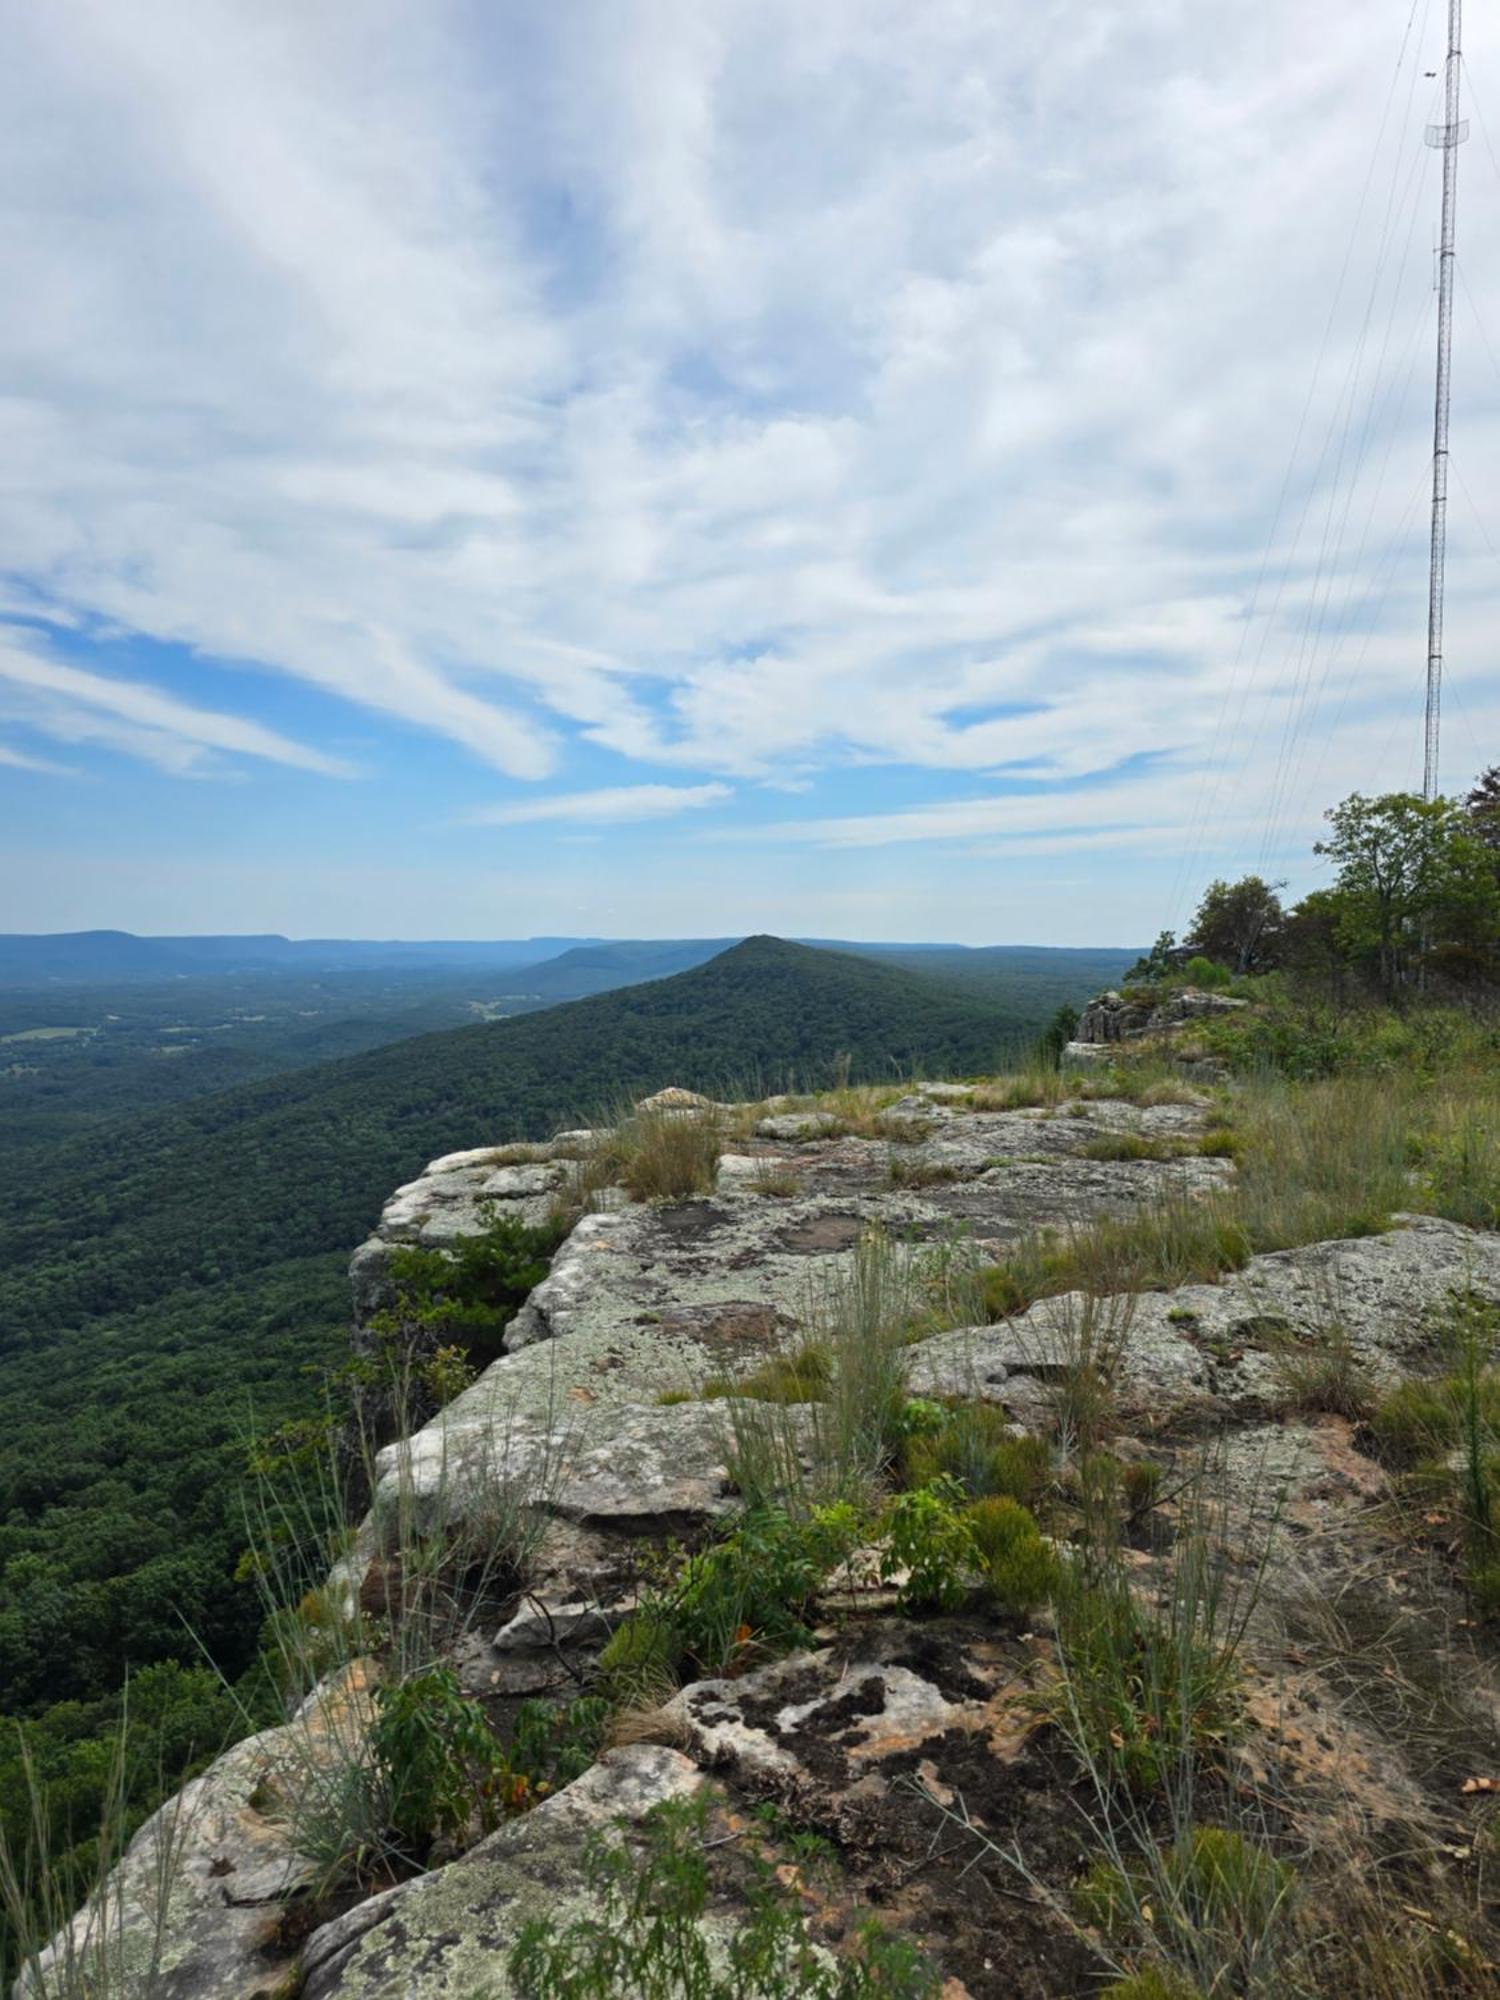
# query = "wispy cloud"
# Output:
<box><xmin>1</xmin><ymin>2</ymin><xmax>1494</xmax><ymax>932</ymax></box>
<box><xmin>0</xmin><ymin>741</ymin><xmax>75</xmax><ymax>776</ymax></box>
<box><xmin>0</xmin><ymin>640</ymin><xmax>353</xmax><ymax>777</ymax></box>
<box><xmin>469</xmin><ymin>782</ymin><xmax>733</xmax><ymax>826</ymax></box>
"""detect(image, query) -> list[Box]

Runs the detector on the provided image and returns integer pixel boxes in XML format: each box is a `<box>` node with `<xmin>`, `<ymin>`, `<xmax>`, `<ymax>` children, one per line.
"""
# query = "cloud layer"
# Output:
<box><xmin>2</xmin><ymin>0</ymin><xmax>1499</xmax><ymax>934</ymax></box>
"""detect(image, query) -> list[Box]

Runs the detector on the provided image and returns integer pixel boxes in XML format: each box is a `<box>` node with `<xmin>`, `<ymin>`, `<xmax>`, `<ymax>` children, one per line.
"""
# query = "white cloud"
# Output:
<box><xmin>470</xmin><ymin>783</ymin><xmax>733</xmax><ymax>826</ymax></box>
<box><xmin>0</xmin><ymin>1</ymin><xmax>1494</xmax><ymax>929</ymax></box>
<box><xmin>0</xmin><ymin>639</ymin><xmax>352</xmax><ymax>776</ymax></box>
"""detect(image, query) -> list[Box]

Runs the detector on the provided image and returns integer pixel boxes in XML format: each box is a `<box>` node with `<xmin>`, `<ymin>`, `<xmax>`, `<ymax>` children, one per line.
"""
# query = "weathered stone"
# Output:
<box><xmin>423</xmin><ymin>1144</ymin><xmax>517</xmax><ymax>1176</ymax></box>
<box><xmin>298</xmin><ymin>1747</ymin><xmax>705</xmax><ymax>2000</ymax></box>
<box><xmin>493</xmin><ymin>1597</ymin><xmax>620</xmax><ymax>1653</ymax></box>
<box><xmin>18</xmin><ymin>1671</ymin><xmax>374</xmax><ymax>2000</ymax></box>
<box><xmin>755</xmin><ymin>1110</ymin><xmax>840</xmax><ymax>1140</ymax></box>
<box><xmin>370</xmin><ymin>1397</ymin><xmax>750</xmax><ymax>1545</ymax></box>
<box><xmin>636</xmin><ymin>1085</ymin><xmax>723</xmax><ymax>1113</ymax></box>
<box><xmin>666</xmin><ymin>1652</ymin><xmax>970</xmax><ymax>1789</ymax></box>
<box><xmin>907</xmin><ymin>1215</ymin><xmax>1500</xmax><ymax>1421</ymax></box>
<box><xmin>1076</xmin><ymin>986</ymin><xmax>1248</xmax><ymax>1044</ymax></box>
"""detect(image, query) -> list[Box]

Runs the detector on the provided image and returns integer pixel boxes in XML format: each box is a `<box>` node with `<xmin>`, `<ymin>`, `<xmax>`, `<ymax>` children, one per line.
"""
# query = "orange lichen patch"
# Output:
<box><xmin>1285</xmin><ymin>1416</ymin><xmax>1390</xmax><ymax>1524</ymax></box>
<box><xmin>1241</xmin><ymin>1670</ymin><xmax>1433</xmax><ymax>1829</ymax></box>
<box><xmin>915</xmin><ymin>1756</ymin><xmax>954</xmax><ymax>1807</ymax></box>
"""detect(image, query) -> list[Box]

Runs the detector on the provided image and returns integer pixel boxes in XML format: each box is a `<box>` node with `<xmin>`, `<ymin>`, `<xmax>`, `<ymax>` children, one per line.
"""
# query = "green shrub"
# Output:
<box><xmin>609</xmin><ymin>1504</ymin><xmax>863</xmax><ymax>1696</ymax></box>
<box><xmin>509</xmin><ymin>1696</ymin><xmax>610</xmax><ymax>1804</ymax></box>
<box><xmin>881</xmin><ymin>1478</ymin><xmax>977</xmax><ymax>1614</ymax></box>
<box><xmin>1183</xmin><ymin>956</ymin><xmax>1231</xmax><ymax>990</ymax></box>
<box><xmin>510</xmin><ymin>1791</ymin><xmax>941</xmax><ymax>1997</ymax></box>
<box><xmin>371</xmin><ymin>1664</ymin><xmax>508</xmax><ymax>1854</ymax></box>
<box><xmin>1121</xmin><ymin>1460</ymin><xmax>1162</xmax><ymax>1517</ymax></box>
<box><xmin>986</xmin><ymin>1431</ymin><xmax>1053</xmax><ymax>1506</ymax></box>
<box><xmin>965</xmin><ymin>1498</ymin><xmax>1060</xmax><ymax>1615</ymax></box>
<box><xmin>382</xmin><ymin>1209</ymin><xmax>566</xmax><ymax>1346</ymax></box>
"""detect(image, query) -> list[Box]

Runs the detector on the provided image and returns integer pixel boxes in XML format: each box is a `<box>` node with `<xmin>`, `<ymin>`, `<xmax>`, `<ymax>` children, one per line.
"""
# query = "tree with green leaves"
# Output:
<box><xmin>1183</xmin><ymin>876</ymin><xmax>1286</xmax><ymax>974</ymax></box>
<box><xmin>1313</xmin><ymin>791</ymin><xmax>1500</xmax><ymax>994</ymax></box>
<box><xmin>1465</xmin><ymin>766</ymin><xmax>1500</xmax><ymax>855</ymax></box>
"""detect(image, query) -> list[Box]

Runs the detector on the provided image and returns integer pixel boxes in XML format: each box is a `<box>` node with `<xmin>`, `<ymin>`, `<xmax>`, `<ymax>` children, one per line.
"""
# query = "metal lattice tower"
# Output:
<box><xmin>1424</xmin><ymin>0</ymin><xmax>1466</xmax><ymax>801</ymax></box>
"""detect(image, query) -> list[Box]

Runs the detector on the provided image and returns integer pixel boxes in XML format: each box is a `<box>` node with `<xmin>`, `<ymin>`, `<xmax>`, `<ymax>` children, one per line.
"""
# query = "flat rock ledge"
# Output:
<box><xmin>908</xmin><ymin>1213</ymin><xmax>1500</xmax><ymax>1421</ymax></box>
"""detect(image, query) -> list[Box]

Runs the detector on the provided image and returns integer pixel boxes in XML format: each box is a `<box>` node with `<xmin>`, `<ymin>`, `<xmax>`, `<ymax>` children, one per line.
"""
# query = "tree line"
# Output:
<box><xmin>1133</xmin><ymin>771</ymin><xmax>1500</xmax><ymax>998</ymax></box>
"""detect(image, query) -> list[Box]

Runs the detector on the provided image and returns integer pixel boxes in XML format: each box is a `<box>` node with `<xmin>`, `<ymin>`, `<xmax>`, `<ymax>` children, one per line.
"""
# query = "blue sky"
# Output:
<box><xmin>1</xmin><ymin>0</ymin><xmax>1498</xmax><ymax>944</ymax></box>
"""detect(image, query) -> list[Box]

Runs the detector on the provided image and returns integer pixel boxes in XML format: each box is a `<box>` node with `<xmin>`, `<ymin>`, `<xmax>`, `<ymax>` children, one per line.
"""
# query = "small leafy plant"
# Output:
<box><xmin>371</xmin><ymin>1664</ymin><xmax>510</xmax><ymax>1854</ymax></box>
<box><xmin>881</xmin><ymin>1478</ymin><xmax>977</xmax><ymax>1614</ymax></box>
<box><xmin>510</xmin><ymin>1791</ymin><xmax>940</xmax><ymax>1998</ymax></box>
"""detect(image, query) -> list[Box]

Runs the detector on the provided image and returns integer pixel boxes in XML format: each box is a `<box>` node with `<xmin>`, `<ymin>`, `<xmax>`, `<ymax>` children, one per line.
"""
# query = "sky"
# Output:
<box><xmin>0</xmin><ymin>0</ymin><xmax>1497</xmax><ymax>946</ymax></box>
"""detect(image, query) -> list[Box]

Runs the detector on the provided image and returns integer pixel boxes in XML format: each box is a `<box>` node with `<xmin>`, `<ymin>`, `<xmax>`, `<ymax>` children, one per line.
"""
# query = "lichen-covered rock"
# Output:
<box><xmin>298</xmin><ymin>1746</ymin><xmax>704</xmax><ymax>2000</ymax></box>
<box><xmin>1076</xmin><ymin>986</ymin><xmax>1248</xmax><ymax>1044</ymax></box>
<box><xmin>907</xmin><ymin>1214</ymin><xmax>1500</xmax><ymax>1422</ymax></box>
<box><xmin>635</xmin><ymin>1086</ymin><xmax>724</xmax><ymax>1114</ymax></box>
<box><xmin>371</xmin><ymin>1396</ymin><xmax>751</xmax><ymax>1544</ymax></box>
<box><xmin>664</xmin><ymin>1649</ymin><xmax>975</xmax><ymax>1789</ymax></box>
<box><xmin>17</xmin><ymin>1671</ymin><xmax>374</xmax><ymax>2000</ymax></box>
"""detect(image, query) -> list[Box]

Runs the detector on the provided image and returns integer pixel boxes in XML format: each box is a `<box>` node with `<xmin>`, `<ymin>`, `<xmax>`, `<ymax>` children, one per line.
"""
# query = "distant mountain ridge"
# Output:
<box><xmin>0</xmin><ymin>929</ymin><xmax>1141</xmax><ymax>989</ymax></box>
<box><xmin>0</xmin><ymin>931</ymin><xmax>598</xmax><ymax>983</ymax></box>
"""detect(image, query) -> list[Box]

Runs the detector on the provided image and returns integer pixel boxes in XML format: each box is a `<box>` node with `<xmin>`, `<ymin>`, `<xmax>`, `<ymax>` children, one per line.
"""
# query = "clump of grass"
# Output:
<box><xmin>1</xmin><ymin>1707</ymin><xmax>207</xmax><ymax>2000</ymax></box>
<box><xmin>899</xmin><ymin>1404</ymin><xmax>1051</xmax><ymax>1506</ymax></box>
<box><xmin>748</xmin><ymin>1161</ymin><xmax>804</xmax><ymax>1197</ymax></box>
<box><xmin>1051</xmin><ymin>1459</ymin><xmax>1268</xmax><ymax>1798</ymax></box>
<box><xmin>702</xmin><ymin>1344</ymin><xmax>832</xmax><ymax>1405</ymax></box>
<box><xmin>595</xmin><ymin>1614</ymin><xmax>681</xmax><ymax>1711</ymax></box>
<box><xmin>967</xmin><ymin>1071</ymin><xmax>1069</xmax><ymax>1112</ymax></box>
<box><xmin>1411</xmin><ymin>1103</ymin><xmax>1500</xmax><ymax>1228</ymax></box>
<box><xmin>1197</xmin><ymin>1125</ymin><xmax>1241</xmax><ymax>1159</ymax></box>
<box><xmin>1099</xmin><ymin>1971</ymin><xmax>1205</xmax><ymax>2000</ymax></box>
<box><xmin>981</xmin><ymin>1205</ymin><xmax>1250</xmax><ymax>1323</ymax></box>
<box><xmin>1076</xmin><ymin>1827</ymin><xmax>1296</xmax><ymax>1999</ymax></box>
<box><xmin>806</xmin><ymin>1228</ymin><xmax>923</xmax><ymax>1489</ymax></box>
<box><xmin>1370</xmin><ymin>1291</ymin><xmax>1500</xmax><ymax>1614</ymax></box>
<box><xmin>811</xmin><ymin>1080</ymin><xmax>912</xmax><ymax>1137</ymax></box>
<box><xmin>614</xmin><ymin>1107</ymin><xmax>723</xmax><ymax>1203</ymax></box>
<box><xmin>1268</xmin><ymin>1320</ymin><xmax>1375</xmax><ymax>1421</ymax></box>
<box><xmin>1121</xmin><ymin>1459</ymin><xmax>1163</xmax><ymax>1518</ymax></box>
<box><xmin>1082</xmin><ymin>1133</ymin><xmax>1195</xmax><ymax>1163</ymax></box>
<box><xmin>966</xmin><ymin>1496</ymin><xmax>1061</xmax><ymax>1615</ymax></box>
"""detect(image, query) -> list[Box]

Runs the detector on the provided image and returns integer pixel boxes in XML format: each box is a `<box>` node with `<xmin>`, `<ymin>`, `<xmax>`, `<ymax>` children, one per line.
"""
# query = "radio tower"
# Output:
<box><xmin>1423</xmin><ymin>0</ymin><xmax>1466</xmax><ymax>801</ymax></box>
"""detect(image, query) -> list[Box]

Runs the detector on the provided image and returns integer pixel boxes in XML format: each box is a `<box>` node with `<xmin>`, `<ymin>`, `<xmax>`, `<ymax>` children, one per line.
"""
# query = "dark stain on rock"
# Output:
<box><xmin>776</xmin><ymin>1213</ymin><xmax>864</xmax><ymax>1254</ymax></box>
